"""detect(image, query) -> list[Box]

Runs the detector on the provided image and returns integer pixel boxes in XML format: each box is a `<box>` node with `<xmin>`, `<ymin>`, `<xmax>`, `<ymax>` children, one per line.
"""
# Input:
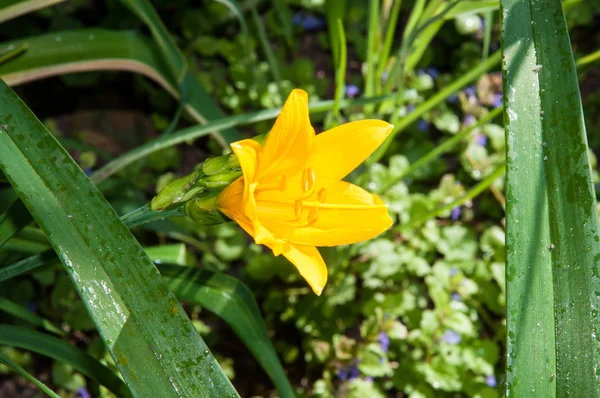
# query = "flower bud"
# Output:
<box><xmin>150</xmin><ymin>170</ymin><xmax>203</xmax><ymax>211</ymax></box>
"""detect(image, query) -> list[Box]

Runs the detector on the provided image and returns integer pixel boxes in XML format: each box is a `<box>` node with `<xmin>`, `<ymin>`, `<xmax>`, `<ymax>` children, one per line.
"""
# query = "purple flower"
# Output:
<box><xmin>465</xmin><ymin>86</ymin><xmax>477</xmax><ymax>98</ymax></box>
<box><xmin>76</xmin><ymin>387</ymin><xmax>91</xmax><ymax>398</ymax></box>
<box><xmin>377</xmin><ymin>332</ymin><xmax>390</xmax><ymax>353</ymax></box>
<box><xmin>85</xmin><ymin>168</ymin><xmax>93</xmax><ymax>177</ymax></box>
<box><xmin>492</xmin><ymin>93</ymin><xmax>503</xmax><ymax>108</ymax></box>
<box><xmin>447</xmin><ymin>93</ymin><xmax>459</xmax><ymax>104</ymax></box>
<box><xmin>451</xmin><ymin>206</ymin><xmax>461</xmax><ymax>221</ymax></box>
<box><xmin>423</xmin><ymin>67</ymin><xmax>439</xmax><ymax>79</ymax></box>
<box><xmin>449</xmin><ymin>267</ymin><xmax>458</xmax><ymax>276</ymax></box>
<box><xmin>464</xmin><ymin>114</ymin><xmax>476</xmax><ymax>126</ymax></box>
<box><xmin>486</xmin><ymin>374</ymin><xmax>497</xmax><ymax>387</ymax></box>
<box><xmin>27</xmin><ymin>301</ymin><xmax>39</xmax><ymax>313</ymax></box>
<box><xmin>406</xmin><ymin>104</ymin><xmax>415</xmax><ymax>113</ymax></box>
<box><xmin>338</xmin><ymin>368</ymin><xmax>348</xmax><ymax>380</ymax></box>
<box><xmin>442</xmin><ymin>330</ymin><xmax>462</xmax><ymax>344</ymax></box>
<box><xmin>417</xmin><ymin>119</ymin><xmax>430</xmax><ymax>132</ymax></box>
<box><xmin>339</xmin><ymin>362</ymin><xmax>361</xmax><ymax>380</ymax></box>
<box><xmin>476</xmin><ymin>133</ymin><xmax>488</xmax><ymax>147</ymax></box>
<box><xmin>292</xmin><ymin>13</ymin><xmax>325</xmax><ymax>31</ymax></box>
<box><xmin>348</xmin><ymin>364</ymin><xmax>360</xmax><ymax>380</ymax></box>
<box><xmin>346</xmin><ymin>84</ymin><xmax>360</xmax><ymax>98</ymax></box>
<box><xmin>451</xmin><ymin>292</ymin><xmax>462</xmax><ymax>301</ymax></box>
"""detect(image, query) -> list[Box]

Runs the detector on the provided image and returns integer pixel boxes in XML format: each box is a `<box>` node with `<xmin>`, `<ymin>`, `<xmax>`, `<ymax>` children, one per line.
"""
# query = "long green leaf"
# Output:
<box><xmin>0</xmin><ymin>80</ymin><xmax>238</xmax><ymax>397</ymax></box>
<box><xmin>118</xmin><ymin>0</ymin><xmax>240</xmax><ymax>145</ymax></box>
<box><xmin>160</xmin><ymin>265</ymin><xmax>295</xmax><ymax>398</ymax></box>
<box><xmin>0</xmin><ymin>29</ymin><xmax>239</xmax><ymax>146</ymax></box>
<box><xmin>0</xmin><ymin>199</ymin><xmax>30</xmax><ymax>248</ymax></box>
<box><xmin>0</xmin><ymin>297</ymin><xmax>64</xmax><ymax>335</ymax></box>
<box><xmin>502</xmin><ymin>0</ymin><xmax>600</xmax><ymax>395</ymax></box>
<box><xmin>0</xmin><ymin>0</ymin><xmax>66</xmax><ymax>24</ymax></box>
<box><xmin>0</xmin><ymin>325</ymin><xmax>131</xmax><ymax>397</ymax></box>
<box><xmin>0</xmin><ymin>349</ymin><xmax>61</xmax><ymax>398</ymax></box>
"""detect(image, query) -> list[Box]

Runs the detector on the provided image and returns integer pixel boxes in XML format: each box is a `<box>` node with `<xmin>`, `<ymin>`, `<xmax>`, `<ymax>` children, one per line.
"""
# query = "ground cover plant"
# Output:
<box><xmin>0</xmin><ymin>0</ymin><xmax>600</xmax><ymax>397</ymax></box>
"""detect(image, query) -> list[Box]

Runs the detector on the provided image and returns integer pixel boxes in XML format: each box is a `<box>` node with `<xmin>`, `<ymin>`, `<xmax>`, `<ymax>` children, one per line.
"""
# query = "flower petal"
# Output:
<box><xmin>217</xmin><ymin>178</ymin><xmax>255</xmax><ymax>233</ymax></box>
<box><xmin>309</xmin><ymin>120</ymin><xmax>393</xmax><ymax>180</ymax></box>
<box><xmin>230</xmin><ymin>139</ymin><xmax>262</xmax><ymax>188</ymax></box>
<box><xmin>260</xmin><ymin>180</ymin><xmax>393</xmax><ymax>246</ymax></box>
<box><xmin>267</xmin><ymin>242</ymin><xmax>327</xmax><ymax>295</ymax></box>
<box><xmin>257</xmin><ymin>89</ymin><xmax>315</xmax><ymax>180</ymax></box>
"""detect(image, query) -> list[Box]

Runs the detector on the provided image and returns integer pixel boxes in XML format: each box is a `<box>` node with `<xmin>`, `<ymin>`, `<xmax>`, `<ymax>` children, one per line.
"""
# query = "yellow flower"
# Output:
<box><xmin>217</xmin><ymin>89</ymin><xmax>394</xmax><ymax>295</ymax></box>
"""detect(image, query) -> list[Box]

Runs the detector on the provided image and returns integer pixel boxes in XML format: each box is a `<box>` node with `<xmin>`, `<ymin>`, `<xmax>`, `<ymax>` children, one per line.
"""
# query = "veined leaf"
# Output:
<box><xmin>502</xmin><ymin>0</ymin><xmax>600</xmax><ymax>395</ymax></box>
<box><xmin>0</xmin><ymin>80</ymin><xmax>239</xmax><ymax>397</ymax></box>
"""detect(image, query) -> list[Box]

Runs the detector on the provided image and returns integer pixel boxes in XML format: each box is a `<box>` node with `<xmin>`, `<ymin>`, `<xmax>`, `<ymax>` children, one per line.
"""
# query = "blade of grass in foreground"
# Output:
<box><xmin>502</xmin><ymin>0</ymin><xmax>600</xmax><ymax>395</ymax></box>
<box><xmin>0</xmin><ymin>80</ymin><xmax>238</xmax><ymax>397</ymax></box>
<box><xmin>0</xmin><ymin>324</ymin><xmax>131</xmax><ymax>397</ymax></box>
<box><xmin>0</xmin><ymin>350</ymin><xmax>60</xmax><ymax>398</ymax></box>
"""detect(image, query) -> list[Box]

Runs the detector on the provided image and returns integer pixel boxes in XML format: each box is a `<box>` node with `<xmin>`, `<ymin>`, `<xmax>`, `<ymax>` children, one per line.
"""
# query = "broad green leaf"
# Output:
<box><xmin>0</xmin><ymin>29</ymin><xmax>239</xmax><ymax>146</ymax></box>
<box><xmin>0</xmin><ymin>325</ymin><xmax>131</xmax><ymax>397</ymax></box>
<box><xmin>160</xmin><ymin>265</ymin><xmax>295</xmax><ymax>398</ymax></box>
<box><xmin>502</xmin><ymin>0</ymin><xmax>600</xmax><ymax>395</ymax></box>
<box><xmin>0</xmin><ymin>80</ymin><xmax>239</xmax><ymax>397</ymax></box>
<box><xmin>0</xmin><ymin>0</ymin><xmax>65</xmax><ymax>24</ymax></box>
<box><xmin>0</xmin><ymin>349</ymin><xmax>60</xmax><ymax>398</ymax></box>
<box><xmin>118</xmin><ymin>0</ymin><xmax>240</xmax><ymax>144</ymax></box>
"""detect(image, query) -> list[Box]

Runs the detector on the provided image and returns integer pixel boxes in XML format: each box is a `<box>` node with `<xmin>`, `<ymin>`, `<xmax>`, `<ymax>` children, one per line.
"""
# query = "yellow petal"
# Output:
<box><xmin>217</xmin><ymin>177</ymin><xmax>257</xmax><ymax>236</ymax></box>
<box><xmin>230</xmin><ymin>139</ymin><xmax>262</xmax><ymax>188</ymax></box>
<box><xmin>259</xmin><ymin>180</ymin><xmax>393</xmax><ymax>246</ymax></box>
<box><xmin>264</xmin><ymin>242</ymin><xmax>327</xmax><ymax>295</ymax></box>
<box><xmin>309</xmin><ymin>120</ymin><xmax>393</xmax><ymax>180</ymax></box>
<box><xmin>256</xmin><ymin>89</ymin><xmax>315</xmax><ymax>180</ymax></box>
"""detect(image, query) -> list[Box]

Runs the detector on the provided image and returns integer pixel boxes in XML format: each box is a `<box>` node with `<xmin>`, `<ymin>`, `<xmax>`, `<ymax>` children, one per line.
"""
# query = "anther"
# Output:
<box><xmin>317</xmin><ymin>188</ymin><xmax>327</xmax><ymax>202</ymax></box>
<box><xmin>294</xmin><ymin>200</ymin><xmax>303</xmax><ymax>218</ymax></box>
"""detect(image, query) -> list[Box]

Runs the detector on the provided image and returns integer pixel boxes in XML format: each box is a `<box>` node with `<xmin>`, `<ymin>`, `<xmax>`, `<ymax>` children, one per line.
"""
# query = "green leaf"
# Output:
<box><xmin>0</xmin><ymin>349</ymin><xmax>60</xmax><ymax>398</ymax></box>
<box><xmin>159</xmin><ymin>264</ymin><xmax>295</xmax><ymax>398</ymax></box>
<box><xmin>0</xmin><ymin>325</ymin><xmax>130</xmax><ymax>397</ymax></box>
<box><xmin>502</xmin><ymin>0</ymin><xmax>600</xmax><ymax>395</ymax></box>
<box><xmin>0</xmin><ymin>29</ymin><xmax>239</xmax><ymax>146</ymax></box>
<box><xmin>0</xmin><ymin>80</ymin><xmax>238</xmax><ymax>397</ymax></box>
<box><xmin>0</xmin><ymin>297</ymin><xmax>64</xmax><ymax>335</ymax></box>
<box><xmin>0</xmin><ymin>199</ymin><xmax>31</xmax><ymax>248</ymax></box>
<box><xmin>0</xmin><ymin>0</ymin><xmax>65</xmax><ymax>24</ymax></box>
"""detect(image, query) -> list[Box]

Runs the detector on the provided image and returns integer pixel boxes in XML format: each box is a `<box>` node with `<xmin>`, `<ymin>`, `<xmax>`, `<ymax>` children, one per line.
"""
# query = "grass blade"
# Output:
<box><xmin>0</xmin><ymin>297</ymin><xmax>64</xmax><ymax>335</ymax></box>
<box><xmin>0</xmin><ymin>0</ymin><xmax>65</xmax><ymax>24</ymax></box>
<box><xmin>502</xmin><ymin>0</ymin><xmax>600</xmax><ymax>395</ymax></box>
<box><xmin>160</xmin><ymin>265</ymin><xmax>295</xmax><ymax>398</ymax></box>
<box><xmin>0</xmin><ymin>325</ymin><xmax>131</xmax><ymax>397</ymax></box>
<box><xmin>0</xmin><ymin>199</ymin><xmax>30</xmax><ymax>248</ymax></box>
<box><xmin>0</xmin><ymin>349</ymin><xmax>61</xmax><ymax>398</ymax></box>
<box><xmin>0</xmin><ymin>80</ymin><xmax>238</xmax><ymax>397</ymax></box>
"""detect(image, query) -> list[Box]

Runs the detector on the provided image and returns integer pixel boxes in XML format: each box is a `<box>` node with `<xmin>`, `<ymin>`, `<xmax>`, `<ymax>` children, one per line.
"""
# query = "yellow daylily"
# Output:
<box><xmin>217</xmin><ymin>89</ymin><xmax>394</xmax><ymax>295</ymax></box>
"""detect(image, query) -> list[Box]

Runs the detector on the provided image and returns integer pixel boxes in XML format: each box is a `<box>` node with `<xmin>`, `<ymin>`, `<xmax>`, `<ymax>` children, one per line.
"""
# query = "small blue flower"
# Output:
<box><xmin>476</xmin><ymin>133</ymin><xmax>488</xmax><ymax>147</ymax></box>
<box><xmin>417</xmin><ymin>119</ymin><xmax>430</xmax><ymax>132</ymax></box>
<box><xmin>85</xmin><ymin>168</ymin><xmax>93</xmax><ymax>177</ymax></box>
<box><xmin>423</xmin><ymin>67</ymin><xmax>439</xmax><ymax>79</ymax></box>
<box><xmin>76</xmin><ymin>387</ymin><xmax>91</xmax><ymax>398</ymax></box>
<box><xmin>346</xmin><ymin>84</ymin><xmax>360</xmax><ymax>98</ymax></box>
<box><xmin>292</xmin><ymin>13</ymin><xmax>325</xmax><ymax>31</ymax></box>
<box><xmin>492</xmin><ymin>93</ymin><xmax>503</xmax><ymax>108</ymax></box>
<box><xmin>447</xmin><ymin>93</ymin><xmax>459</xmax><ymax>104</ymax></box>
<box><xmin>406</xmin><ymin>104</ymin><xmax>415</xmax><ymax>113</ymax></box>
<box><xmin>465</xmin><ymin>86</ymin><xmax>477</xmax><ymax>98</ymax></box>
<box><xmin>451</xmin><ymin>292</ymin><xmax>462</xmax><ymax>301</ymax></box>
<box><xmin>348</xmin><ymin>364</ymin><xmax>360</xmax><ymax>380</ymax></box>
<box><xmin>449</xmin><ymin>267</ymin><xmax>458</xmax><ymax>276</ymax></box>
<box><xmin>451</xmin><ymin>206</ymin><xmax>461</xmax><ymax>221</ymax></box>
<box><xmin>464</xmin><ymin>114</ymin><xmax>476</xmax><ymax>126</ymax></box>
<box><xmin>377</xmin><ymin>332</ymin><xmax>390</xmax><ymax>353</ymax></box>
<box><xmin>27</xmin><ymin>301</ymin><xmax>39</xmax><ymax>313</ymax></box>
<box><xmin>442</xmin><ymin>330</ymin><xmax>462</xmax><ymax>344</ymax></box>
<box><xmin>486</xmin><ymin>374</ymin><xmax>497</xmax><ymax>387</ymax></box>
<box><xmin>338</xmin><ymin>368</ymin><xmax>348</xmax><ymax>380</ymax></box>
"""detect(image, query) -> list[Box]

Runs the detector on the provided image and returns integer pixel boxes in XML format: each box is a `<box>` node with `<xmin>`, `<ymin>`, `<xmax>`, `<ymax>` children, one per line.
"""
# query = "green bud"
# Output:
<box><xmin>200</xmin><ymin>171</ymin><xmax>242</xmax><ymax>189</ymax></box>
<box><xmin>151</xmin><ymin>170</ymin><xmax>203</xmax><ymax>211</ymax></box>
<box><xmin>202</xmin><ymin>155</ymin><xmax>231</xmax><ymax>176</ymax></box>
<box><xmin>185</xmin><ymin>196</ymin><xmax>229</xmax><ymax>226</ymax></box>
